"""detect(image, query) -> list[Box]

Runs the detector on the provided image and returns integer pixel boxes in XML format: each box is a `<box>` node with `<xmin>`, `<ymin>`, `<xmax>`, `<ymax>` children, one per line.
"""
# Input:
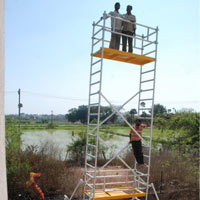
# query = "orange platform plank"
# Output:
<box><xmin>92</xmin><ymin>48</ymin><xmax>155</xmax><ymax>65</ymax></box>
<box><xmin>84</xmin><ymin>187</ymin><xmax>146</xmax><ymax>200</ymax></box>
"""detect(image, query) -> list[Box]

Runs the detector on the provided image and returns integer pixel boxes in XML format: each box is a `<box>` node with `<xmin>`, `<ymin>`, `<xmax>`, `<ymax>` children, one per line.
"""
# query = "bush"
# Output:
<box><xmin>66</xmin><ymin>131</ymin><xmax>109</xmax><ymax>165</ymax></box>
<box><xmin>6</xmin><ymin>125</ymin><xmax>30</xmax><ymax>198</ymax></box>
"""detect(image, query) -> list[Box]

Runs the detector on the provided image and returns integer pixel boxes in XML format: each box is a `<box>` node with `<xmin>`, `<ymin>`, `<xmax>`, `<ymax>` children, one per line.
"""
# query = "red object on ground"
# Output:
<box><xmin>27</xmin><ymin>172</ymin><xmax>45</xmax><ymax>200</ymax></box>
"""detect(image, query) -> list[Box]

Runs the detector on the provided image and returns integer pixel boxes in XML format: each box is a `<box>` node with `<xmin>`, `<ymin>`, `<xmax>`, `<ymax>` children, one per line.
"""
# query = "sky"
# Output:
<box><xmin>5</xmin><ymin>0</ymin><xmax>200</xmax><ymax>114</ymax></box>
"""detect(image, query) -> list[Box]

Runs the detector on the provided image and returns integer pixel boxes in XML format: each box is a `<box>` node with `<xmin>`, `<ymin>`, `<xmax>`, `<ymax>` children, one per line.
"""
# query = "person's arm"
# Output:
<box><xmin>100</xmin><ymin>12</ymin><xmax>111</xmax><ymax>20</ymax></box>
<box><xmin>141</xmin><ymin>119</ymin><xmax>150</xmax><ymax>128</ymax></box>
<box><xmin>133</xmin><ymin>15</ymin><xmax>136</xmax><ymax>35</ymax></box>
<box><xmin>129</xmin><ymin>129</ymin><xmax>132</xmax><ymax>143</ymax></box>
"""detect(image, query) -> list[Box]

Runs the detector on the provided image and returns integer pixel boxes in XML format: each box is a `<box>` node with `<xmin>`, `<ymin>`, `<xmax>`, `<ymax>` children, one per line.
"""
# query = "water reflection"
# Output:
<box><xmin>21</xmin><ymin>129</ymin><xmax>129</xmax><ymax>160</ymax></box>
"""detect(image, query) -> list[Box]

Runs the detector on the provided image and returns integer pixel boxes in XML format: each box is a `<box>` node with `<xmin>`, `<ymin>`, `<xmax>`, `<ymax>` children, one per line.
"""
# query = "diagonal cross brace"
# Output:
<box><xmin>101</xmin><ymin>93</ymin><xmax>148</xmax><ymax>145</ymax></box>
<box><xmin>88</xmin><ymin>91</ymin><xmax>140</xmax><ymax>136</ymax></box>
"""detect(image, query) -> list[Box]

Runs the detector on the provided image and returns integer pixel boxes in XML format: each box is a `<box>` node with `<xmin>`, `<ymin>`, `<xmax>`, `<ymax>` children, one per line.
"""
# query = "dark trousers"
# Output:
<box><xmin>109</xmin><ymin>32</ymin><xmax>121</xmax><ymax>50</ymax></box>
<box><xmin>131</xmin><ymin>140</ymin><xmax>144</xmax><ymax>164</ymax></box>
<box><xmin>122</xmin><ymin>31</ymin><xmax>133</xmax><ymax>53</ymax></box>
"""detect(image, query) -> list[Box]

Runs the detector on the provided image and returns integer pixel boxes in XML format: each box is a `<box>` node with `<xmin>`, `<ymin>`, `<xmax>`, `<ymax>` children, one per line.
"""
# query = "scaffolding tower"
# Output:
<box><xmin>68</xmin><ymin>12</ymin><xmax>159</xmax><ymax>200</ymax></box>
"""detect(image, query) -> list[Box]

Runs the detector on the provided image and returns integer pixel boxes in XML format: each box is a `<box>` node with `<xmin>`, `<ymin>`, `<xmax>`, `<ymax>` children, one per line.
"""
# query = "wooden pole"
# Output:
<box><xmin>0</xmin><ymin>0</ymin><xmax>8</xmax><ymax>199</ymax></box>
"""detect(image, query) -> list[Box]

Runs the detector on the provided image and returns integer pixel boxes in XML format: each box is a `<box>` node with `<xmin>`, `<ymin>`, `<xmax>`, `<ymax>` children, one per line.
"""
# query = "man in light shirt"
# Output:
<box><xmin>122</xmin><ymin>5</ymin><xmax>136</xmax><ymax>53</ymax></box>
<box><xmin>109</xmin><ymin>2</ymin><xmax>123</xmax><ymax>50</ymax></box>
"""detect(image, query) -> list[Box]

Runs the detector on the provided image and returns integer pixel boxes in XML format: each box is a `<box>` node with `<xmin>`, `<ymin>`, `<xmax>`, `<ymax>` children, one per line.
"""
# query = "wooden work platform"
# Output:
<box><xmin>84</xmin><ymin>187</ymin><xmax>146</xmax><ymax>200</ymax></box>
<box><xmin>92</xmin><ymin>48</ymin><xmax>155</xmax><ymax>65</ymax></box>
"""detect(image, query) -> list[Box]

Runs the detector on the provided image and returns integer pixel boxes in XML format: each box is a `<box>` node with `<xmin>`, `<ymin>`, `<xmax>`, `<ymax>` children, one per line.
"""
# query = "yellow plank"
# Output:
<box><xmin>92</xmin><ymin>48</ymin><xmax>155</xmax><ymax>65</ymax></box>
<box><xmin>84</xmin><ymin>187</ymin><xmax>146</xmax><ymax>200</ymax></box>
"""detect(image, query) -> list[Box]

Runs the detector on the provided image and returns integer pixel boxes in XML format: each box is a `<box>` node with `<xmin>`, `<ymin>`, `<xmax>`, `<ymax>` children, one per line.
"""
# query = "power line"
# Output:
<box><xmin>22</xmin><ymin>90</ymin><xmax>88</xmax><ymax>102</ymax></box>
<box><xmin>5</xmin><ymin>90</ymin><xmax>200</xmax><ymax>106</ymax></box>
<box><xmin>5</xmin><ymin>91</ymin><xmax>16</xmax><ymax>93</ymax></box>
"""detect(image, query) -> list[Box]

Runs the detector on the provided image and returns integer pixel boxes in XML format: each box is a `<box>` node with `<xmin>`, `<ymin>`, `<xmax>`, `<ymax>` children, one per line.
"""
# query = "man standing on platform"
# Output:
<box><xmin>122</xmin><ymin>5</ymin><xmax>136</xmax><ymax>53</ymax></box>
<box><xmin>108</xmin><ymin>2</ymin><xmax>123</xmax><ymax>50</ymax></box>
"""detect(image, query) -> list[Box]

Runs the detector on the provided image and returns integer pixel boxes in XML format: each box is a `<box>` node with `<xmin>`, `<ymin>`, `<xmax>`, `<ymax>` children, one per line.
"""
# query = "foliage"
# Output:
<box><xmin>153</xmin><ymin>104</ymin><xmax>167</xmax><ymax>116</ymax></box>
<box><xmin>46</xmin><ymin>122</ymin><xmax>56</xmax><ymax>129</ymax></box>
<box><xmin>140</xmin><ymin>102</ymin><xmax>146</xmax><ymax>107</ymax></box>
<box><xmin>125</xmin><ymin>108</ymin><xmax>137</xmax><ymax>124</ymax></box>
<box><xmin>66</xmin><ymin>105</ymin><xmax>117</xmax><ymax>124</ymax></box>
<box><xmin>167</xmin><ymin>111</ymin><xmax>199</xmax><ymax>150</ymax></box>
<box><xmin>153</xmin><ymin>111</ymin><xmax>199</xmax><ymax>152</ymax></box>
<box><xmin>6</xmin><ymin>124</ymin><xmax>30</xmax><ymax>197</ymax></box>
<box><xmin>66</xmin><ymin>131</ymin><xmax>87</xmax><ymax>164</ymax></box>
<box><xmin>154</xmin><ymin>117</ymin><xmax>168</xmax><ymax>130</ymax></box>
<box><xmin>130</xmin><ymin>108</ymin><xmax>137</xmax><ymax>115</ymax></box>
<box><xmin>66</xmin><ymin>131</ymin><xmax>111</xmax><ymax>165</ymax></box>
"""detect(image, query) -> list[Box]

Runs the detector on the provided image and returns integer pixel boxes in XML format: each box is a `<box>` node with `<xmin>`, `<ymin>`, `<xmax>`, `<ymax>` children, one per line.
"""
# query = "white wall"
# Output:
<box><xmin>0</xmin><ymin>0</ymin><xmax>8</xmax><ymax>199</ymax></box>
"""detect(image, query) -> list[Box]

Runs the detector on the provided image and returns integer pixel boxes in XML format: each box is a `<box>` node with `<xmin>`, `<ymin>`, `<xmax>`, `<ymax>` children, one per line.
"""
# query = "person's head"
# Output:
<box><xmin>115</xmin><ymin>2</ymin><xmax>120</xmax><ymax>11</ymax></box>
<box><xmin>135</xmin><ymin>119</ymin><xmax>142</xmax><ymax>127</ymax></box>
<box><xmin>127</xmin><ymin>5</ymin><xmax>132</xmax><ymax>14</ymax></box>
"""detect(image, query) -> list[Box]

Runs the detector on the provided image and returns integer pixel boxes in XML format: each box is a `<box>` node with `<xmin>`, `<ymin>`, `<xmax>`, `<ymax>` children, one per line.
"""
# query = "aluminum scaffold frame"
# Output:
<box><xmin>68</xmin><ymin>12</ymin><xmax>159</xmax><ymax>200</ymax></box>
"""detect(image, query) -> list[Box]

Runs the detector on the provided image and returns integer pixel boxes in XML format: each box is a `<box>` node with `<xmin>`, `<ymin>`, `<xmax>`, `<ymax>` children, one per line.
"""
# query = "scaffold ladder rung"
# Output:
<box><xmin>88</xmin><ymin>123</ymin><xmax>98</xmax><ymax>126</ymax></box>
<box><xmin>140</xmin><ymin>98</ymin><xmax>153</xmax><ymax>101</ymax></box>
<box><xmin>90</xmin><ymin>81</ymin><xmax>100</xmax><ymax>86</ymax></box>
<box><xmin>88</xmin><ymin>133</ymin><xmax>97</xmax><ymax>137</ymax></box>
<box><xmin>141</xmin><ymin>79</ymin><xmax>154</xmax><ymax>83</ymax></box>
<box><xmin>91</xmin><ymin>70</ymin><xmax>101</xmax><ymax>76</ymax></box>
<box><xmin>93</xmin><ymin>37</ymin><xmax>102</xmax><ymax>46</ymax></box>
<box><xmin>141</xmin><ymin>89</ymin><xmax>154</xmax><ymax>92</ymax></box>
<box><xmin>92</xmin><ymin>59</ymin><xmax>101</xmax><ymax>66</ymax></box>
<box><xmin>87</xmin><ymin>153</ymin><xmax>96</xmax><ymax>159</ymax></box>
<box><xmin>86</xmin><ymin>173</ymin><xmax>94</xmax><ymax>179</ymax></box>
<box><xmin>90</xmin><ymin>91</ymin><xmax>99</xmax><ymax>96</ymax></box>
<box><xmin>139</xmin><ymin>108</ymin><xmax>152</xmax><ymax>110</ymax></box>
<box><xmin>89</xmin><ymin>113</ymin><xmax>98</xmax><ymax>116</ymax></box>
<box><xmin>85</xmin><ymin>183</ymin><xmax>93</xmax><ymax>189</ymax></box>
<box><xmin>89</xmin><ymin>103</ymin><xmax>99</xmax><ymax>106</ymax></box>
<box><xmin>141</xmin><ymin>69</ymin><xmax>155</xmax><ymax>74</ymax></box>
<box><xmin>143</xmin><ymin>136</ymin><xmax>151</xmax><ymax>139</ymax></box>
<box><xmin>86</xmin><ymin>163</ymin><xmax>95</xmax><ymax>169</ymax></box>
<box><xmin>88</xmin><ymin>144</ymin><xmax>96</xmax><ymax>148</ymax></box>
<box><xmin>139</xmin><ymin>117</ymin><xmax>151</xmax><ymax>120</ymax></box>
<box><xmin>94</xmin><ymin>27</ymin><xmax>103</xmax><ymax>37</ymax></box>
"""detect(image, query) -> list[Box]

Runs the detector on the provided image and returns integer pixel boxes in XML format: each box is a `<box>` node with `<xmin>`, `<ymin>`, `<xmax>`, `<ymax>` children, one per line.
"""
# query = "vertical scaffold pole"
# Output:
<box><xmin>83</xmin><ymin>19</ymin><xmax>96</xmax><ymax>200</ymax></box>
<box><xmin>0</xmin><ymin>0</ymin><xmax>8</xmax><ymax>199</ymax></box>
<box><xmin>145</xmin><ymin>27</ymin><xmax>159</xmax><ymax>200</ymax></box>
<box><xmin>92</xmin><ymin>11</ymin><xmax>106</xmax><ymax>199</ymax></box>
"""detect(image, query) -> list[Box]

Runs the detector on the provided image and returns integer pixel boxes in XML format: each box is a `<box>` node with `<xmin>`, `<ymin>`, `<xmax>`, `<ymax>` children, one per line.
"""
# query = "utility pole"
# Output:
<box><xmin>0</xmin><ymin>0</ymin><xmax>8</xmax><ymax>199</ymax></box>
<box><xmin>18</xmin><ymin>88</ymin><xmax>23</xmax><ymax>130</ymax></box>
<box><xmin>51</xmin><ymin>110</ymin><xmax>53</xmax><ymax>124</ymax></box>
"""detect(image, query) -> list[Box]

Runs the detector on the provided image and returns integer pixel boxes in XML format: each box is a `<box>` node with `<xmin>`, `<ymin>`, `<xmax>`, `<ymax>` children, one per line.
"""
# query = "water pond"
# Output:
<box><xmin>21</xmin><ymin>129</ymin><xmax>130</xmax><ymax>160</ymax></box>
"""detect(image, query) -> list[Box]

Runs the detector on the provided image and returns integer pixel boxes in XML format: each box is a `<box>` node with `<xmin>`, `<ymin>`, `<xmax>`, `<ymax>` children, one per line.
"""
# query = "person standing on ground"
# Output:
<box><xmin>108</xmin><ymin>2</ymin><xmax>123</xmax><ymax>50</ymax></box>
<box><xmin>122</xmin><ymin>5</ymin><xmax>136</xmax><ymax>53</ymax></box>
<box><xmin>129</xmin><ymin>119</ymin><xmax>149</xmax><ymax>165</ymax></box>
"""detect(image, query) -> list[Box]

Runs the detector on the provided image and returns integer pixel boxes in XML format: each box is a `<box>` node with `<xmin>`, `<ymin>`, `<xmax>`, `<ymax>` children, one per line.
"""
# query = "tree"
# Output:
<box><xmin>130</xmin><ymin>108</ymin><xmax>137</xmax><ymax>116</ymax></box>
<box><xmin>66</xmin><ymin>105</ymin><xmax>118</xmax><ymax>124</ymax></box>
<box><xmin>140</xmin><ymin>102</ymin><xmax>146</xmax><ymax>108</ymax></box>
<box><xmin>66</xmin><ymin>108</ymin><xmax>77</xmax><ymax>122</ymax></box>
<box><xmin>153</xmin><ymin>104</ymin><xmax>167</xmax><ymax>116</ymax></box>
<box><xmin>167</xmin><ymin>111</ymin><xmax>199</xmax><ymax>150</ymax></box>
<box><xmin>126</xmin><ymin>108</ymin><xmax>137</xmax><ymax>124</ymax></box>
<box><xmin>67</xmin><ymin>131</ymin><xmax>108</xmax><ymax>165</ymax></box>
<box><xmin>100</xmin><ymin>106</ymin><xmax>117</xmax><ymax>124</ymax></box>
<box><xmin>76</xmin><ymin>105</ymin><xmax>88</xmax><ymax>123</ymax></box>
